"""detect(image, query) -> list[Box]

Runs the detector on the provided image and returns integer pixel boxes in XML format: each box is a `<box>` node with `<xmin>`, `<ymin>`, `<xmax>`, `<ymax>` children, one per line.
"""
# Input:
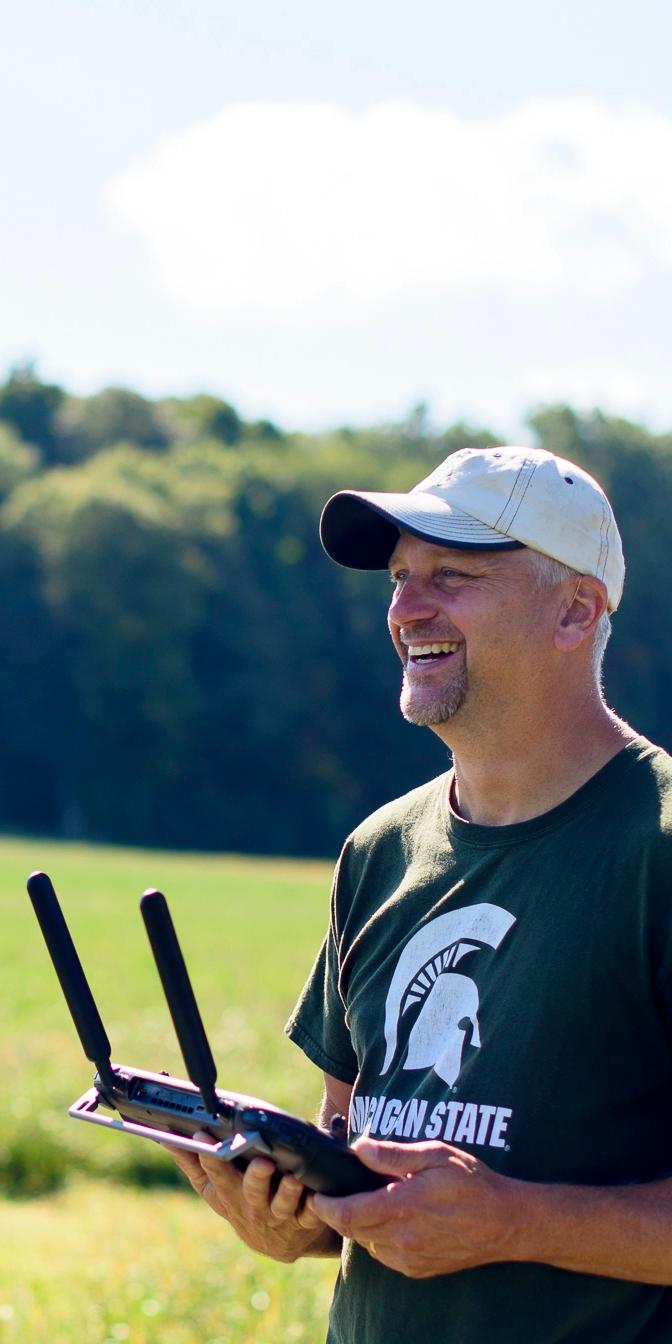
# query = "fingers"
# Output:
<box><xmin>269</xmin><ymin>1174</ymin><xmax>304</xmax><ymax>1220</ymax></box>
<box><xmin>269</xmin><ymin>1174</ymin><xmax>313</xmax><ymax>1224</ymax></box>
<box><xmin>268</xmin><ymin>1178</ymin><xmax>323</xmax><ymax>1230</ymax></box>
<box><xmin>310</xmin><ymin>1180</ymin><xmax>398</xmax><ymax>1239</ymax></box>
<box><xmin>296</xmin><ymin>1198</ymin><xmax>323</xmax><ymax>1231</ymax></box>
<box><xmin>241</xmin><ymin>1157</ymin><xmax>280</xmax><ymax>1210</ymax></box>
<box><xmin>309</xmin><ymin>1191</ymin><xmax>392</xmax><ymax>1260</ymax></box>
<box><xmin>183</xmin><ymin>1129</ymin><xmax>244</xmax><ymax>1188</ymax></box>
<box><xmin>310</xmin><ymin>1140</ymin><xmax>464</xmax><ymax>1240</ymax></box>
<box><xmin>354</xmin><ymin>1136</ymin><xmax>446</xmax><ymax>1175</ymax></box>
<box><xmin>159</xmin><ymin>1131</ymin><xmax>244</xmax><ymax>1205</ymax></box>
<box><xmin>159</xmin><ymin>1139</ymin><xmax>215</xmax><ymax>1204</ymax></box>
<box><xmin>162</xmin><ymin>1131</ymin><xmax>325</xmax><ymax>1234</ymax></box>
<box><xmin>242</xmin><ymin>1162</ymin><xmax>322</xmax><ymax>1229</ymax></box>
<box><xmin>196</xmin><ymin>1147</ymin><xmax>318</xmax><ymax>1231</ymax></box>
<box><xmin>159</xmin><ymin>1128</ymin><xmax>219</xmax><ymax>1165</ymax></box>
<box><xmin>160</xmin><ymin>1142</ymin><xmax>202</xmax><ymax>1178</ymax></box>
<box><xmin>160</xmin><ymin>1142</ymin><xmax>214</xmax><ymax>1196</ymax></box>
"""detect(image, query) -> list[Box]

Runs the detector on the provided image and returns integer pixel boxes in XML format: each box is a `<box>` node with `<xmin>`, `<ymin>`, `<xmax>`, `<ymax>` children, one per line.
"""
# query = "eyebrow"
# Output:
<box><xmin>387</xmin><ymin>549</ymin><xmax>488</xmax><ymax>571</ymax></box>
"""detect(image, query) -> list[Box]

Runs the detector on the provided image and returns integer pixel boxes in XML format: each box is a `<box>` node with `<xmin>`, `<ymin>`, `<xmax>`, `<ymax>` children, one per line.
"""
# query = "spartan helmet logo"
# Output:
<box><xmin>381</xmin><ymin>903</ymin><xmax>516</xmax><ymax>1088</ymax></box>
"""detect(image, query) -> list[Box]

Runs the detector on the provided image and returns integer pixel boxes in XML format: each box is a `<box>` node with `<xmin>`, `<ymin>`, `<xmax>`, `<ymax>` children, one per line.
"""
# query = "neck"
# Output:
<box><xmin>441</xmin><ymin>696</ymin><xmax>637</xmax><ymax>827</ymax></box>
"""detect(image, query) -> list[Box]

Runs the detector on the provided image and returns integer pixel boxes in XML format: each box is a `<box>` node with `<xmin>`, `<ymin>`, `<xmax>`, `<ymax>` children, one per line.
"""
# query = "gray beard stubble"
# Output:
<box><xmin>399</xmin><ymin>665</ymin><xmax>469</xmax><ymax>727</ymax></box>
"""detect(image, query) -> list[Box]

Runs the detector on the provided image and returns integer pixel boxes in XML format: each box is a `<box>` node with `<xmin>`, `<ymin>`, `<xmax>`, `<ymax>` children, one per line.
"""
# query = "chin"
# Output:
<box><xmin>400</xmin><ymin>669</ymin><xmax>469</xmax><ymax>727</ymax></box>
<box><xmin>400</xmin><ymin>691</ymin><xmax>467</xmax><ymax>728</ymax></box>
<box><xmin>401</xmin><ymin>707</ymin><xmax>456</xmax><ymax>728</ymax></box>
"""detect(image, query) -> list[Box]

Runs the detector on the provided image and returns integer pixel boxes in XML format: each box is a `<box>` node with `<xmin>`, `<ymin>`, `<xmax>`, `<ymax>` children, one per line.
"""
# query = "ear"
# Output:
<box><xmin>553</xmin><ymin>576</ymin><xmax>608</xmax><ymax>654</ymax></box>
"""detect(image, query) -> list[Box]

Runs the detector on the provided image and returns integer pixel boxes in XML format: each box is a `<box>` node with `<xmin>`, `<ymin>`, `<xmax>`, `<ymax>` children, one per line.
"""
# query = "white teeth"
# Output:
<box><xmin>408</xmin><ymin>642</ymin><xmax>459</xmax><ymax>656</ymax></box>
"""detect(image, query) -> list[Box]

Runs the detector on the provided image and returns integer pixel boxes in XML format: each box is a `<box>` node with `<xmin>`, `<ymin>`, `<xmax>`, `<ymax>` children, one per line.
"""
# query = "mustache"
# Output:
<box><xmin>399</xmin><ymin>626</ymin><xmax>461</xmax><ymax>645</ymax></box>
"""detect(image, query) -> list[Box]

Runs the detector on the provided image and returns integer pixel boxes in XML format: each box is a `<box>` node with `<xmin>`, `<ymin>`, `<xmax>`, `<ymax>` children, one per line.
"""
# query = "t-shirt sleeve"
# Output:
<box><xmin>285</xmin><ymin>892</ymin><xmax>359</xmax><ymax>1085</ymax></box>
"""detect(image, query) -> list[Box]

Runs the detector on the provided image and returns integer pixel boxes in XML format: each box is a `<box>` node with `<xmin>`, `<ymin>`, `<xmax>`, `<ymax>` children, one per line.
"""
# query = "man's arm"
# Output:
<box><xmin>311</xmin><ymin>1137</ymin><xmax>672</xmax><ymax>1284</ymax></box>
<box><xmin>166</xmin><ymin>1073</ymin><xmax>352</xmax><ymax>1263</ymax></box>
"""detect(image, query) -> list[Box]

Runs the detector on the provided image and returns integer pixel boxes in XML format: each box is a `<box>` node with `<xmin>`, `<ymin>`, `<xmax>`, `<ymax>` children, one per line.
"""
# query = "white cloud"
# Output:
<box><xmin>107</xmin><ymin>99</ymin><xmax>672</xmax><ymax>317</ymax></box>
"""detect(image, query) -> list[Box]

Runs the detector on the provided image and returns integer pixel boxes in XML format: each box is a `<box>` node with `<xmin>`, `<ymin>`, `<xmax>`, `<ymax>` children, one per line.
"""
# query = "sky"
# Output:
<box><xmin>2</xmin><ymin>0</ymin><xmax>672</xmax><ymax>435</ymax></box>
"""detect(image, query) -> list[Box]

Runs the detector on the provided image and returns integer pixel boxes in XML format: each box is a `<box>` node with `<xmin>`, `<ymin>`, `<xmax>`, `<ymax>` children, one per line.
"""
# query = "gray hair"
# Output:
<box><xmin>525</xmin><ymin>550</ymin><xmax>612</xmax><ymax>682</ymax></box>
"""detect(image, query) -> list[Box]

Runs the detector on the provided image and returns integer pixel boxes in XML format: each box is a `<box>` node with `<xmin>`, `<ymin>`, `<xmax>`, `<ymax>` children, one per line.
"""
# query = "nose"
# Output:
<box><xmin>388</xmin><ymin>574</ymin><xmax>440</xmax><ymax>631</ymax></box>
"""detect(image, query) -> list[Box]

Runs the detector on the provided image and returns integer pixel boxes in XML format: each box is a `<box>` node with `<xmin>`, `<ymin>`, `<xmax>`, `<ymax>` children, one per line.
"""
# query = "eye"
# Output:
<box><xmin>388</xmin><ymin>569</ymin><xmax>408</xmax><ymax>585</ymax></box>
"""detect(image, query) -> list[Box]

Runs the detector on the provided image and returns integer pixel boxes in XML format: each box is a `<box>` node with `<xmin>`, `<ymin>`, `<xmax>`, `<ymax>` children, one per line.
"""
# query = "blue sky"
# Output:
<box><xmin>3</xmin><ymin>0</ymin><xmax>672</xmax><ymax>433</ymax></box>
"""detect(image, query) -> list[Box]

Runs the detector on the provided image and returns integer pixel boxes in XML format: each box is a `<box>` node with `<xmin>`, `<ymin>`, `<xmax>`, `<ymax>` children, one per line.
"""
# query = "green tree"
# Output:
<box><xmin>530</xmin><ymin>404</ymin><xmax>672</xmax><ymax>751</ymax></box>
<box><xmin>57</xmin><ymin>387</ymin><xmax>168</xmax><ymax>459</ymax></box>
<box><xmin>0</xmin><ymin>424</ymin><xmax>40</xmax><ymax>498</ymax></box>
<box><xmin>4</xmin><ymin>453</ymin><xmax>205</xmax><ymax>841</ymax></box>
<box><xmin>159</xmin><ymin>393</ymin><xmax>242</xmax><ymax>446</ymax></box>
<box><xmin>0</xmin><ymin>391</ymin><xmax>668</xmax><ymax>856</ymax></box>
<box><xmin>0</xmin><ymin>363</ymin><xmax>64</xmax><ymax>462</ymax></box>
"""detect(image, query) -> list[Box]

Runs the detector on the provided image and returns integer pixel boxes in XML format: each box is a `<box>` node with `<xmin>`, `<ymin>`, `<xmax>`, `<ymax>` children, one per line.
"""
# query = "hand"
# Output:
<box><xmin>164</xmin><ymin>1131</ymin><xmax>340</xmax><ymax>1262</ymax></box>
<box><xmin>310</xmin><ymin>1137</ymin><xmax>524</xmax><ymax>1278</ymax></box>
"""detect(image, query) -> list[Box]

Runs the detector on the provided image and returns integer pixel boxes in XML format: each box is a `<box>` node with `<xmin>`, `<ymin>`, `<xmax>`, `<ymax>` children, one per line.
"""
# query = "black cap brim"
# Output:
<box><xmin>320</xmin><ymin>490</ymin><xmax>523</xmax><ymax>570</ymax></box>
<box><xmin>320</xmin><ymin>494</ymin><xmax>401</xmax><ymax>569</ymax></box>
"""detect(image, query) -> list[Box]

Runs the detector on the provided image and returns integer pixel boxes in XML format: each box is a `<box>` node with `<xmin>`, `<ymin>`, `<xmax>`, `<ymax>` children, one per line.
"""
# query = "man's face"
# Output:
<box><xmin>386</xmin><ymin>533</ymin><xmax>557</xmax><ymax>731</ymax></box>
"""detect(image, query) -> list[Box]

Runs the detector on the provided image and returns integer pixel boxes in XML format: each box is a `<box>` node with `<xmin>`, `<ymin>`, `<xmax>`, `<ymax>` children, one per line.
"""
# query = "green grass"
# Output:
<box><xmin>0</xmin><ymin>1180</ymin><xmax>336</xmax><ymax>1344</ymax></box>
<box><xmin>0</xmin><ymin>836</ymin><xmax>338</xmax><ymax>1342</ymax></box>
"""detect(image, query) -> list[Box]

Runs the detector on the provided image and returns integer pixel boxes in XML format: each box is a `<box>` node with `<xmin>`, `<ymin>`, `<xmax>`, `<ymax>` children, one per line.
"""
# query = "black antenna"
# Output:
<box><xmin>140</xmin><ymin>889</ymin><xmax>220</xmax><ymax>1116</ymax></box>
<box><xmin>26</xmin><ymin>871</ymin><xmax>116</xmax><ymax>1090</ymax></box>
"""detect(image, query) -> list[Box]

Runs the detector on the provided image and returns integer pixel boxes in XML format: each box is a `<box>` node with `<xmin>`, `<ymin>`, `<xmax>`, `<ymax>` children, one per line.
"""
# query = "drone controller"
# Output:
<box><xmin>27</xmin><ymin>872</ymin><xmax>387</xmax><ymax>1197</ymax></box>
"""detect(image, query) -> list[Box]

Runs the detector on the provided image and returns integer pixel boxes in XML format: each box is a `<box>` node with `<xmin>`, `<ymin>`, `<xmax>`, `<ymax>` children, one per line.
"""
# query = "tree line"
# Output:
<box><xmin>0</xmin><ymin>365</ymin><xmax>668</xmax><ymax>857</ymax></box>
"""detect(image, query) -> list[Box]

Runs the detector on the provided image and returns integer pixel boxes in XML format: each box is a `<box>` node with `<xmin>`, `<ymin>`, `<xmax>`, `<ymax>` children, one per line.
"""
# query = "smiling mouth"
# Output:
<box><xmin>407</xmin><ymin>641</ymin><xmax>461</xmax><ymax>664</ymax></box>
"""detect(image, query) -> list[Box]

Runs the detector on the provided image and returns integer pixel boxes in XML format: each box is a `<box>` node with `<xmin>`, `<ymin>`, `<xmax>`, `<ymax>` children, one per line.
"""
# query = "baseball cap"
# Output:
<box><xmin>320</xmin><ymin>446</ymin><xmax>625</xmax><ymax>612</ymax></box>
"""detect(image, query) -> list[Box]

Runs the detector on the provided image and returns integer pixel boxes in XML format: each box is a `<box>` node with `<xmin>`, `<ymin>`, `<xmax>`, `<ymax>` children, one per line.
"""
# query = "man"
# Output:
<box><xmin>172</xmin><ymin>446</ymin><xmax>672</xmax><ymax>1342</ymax></box>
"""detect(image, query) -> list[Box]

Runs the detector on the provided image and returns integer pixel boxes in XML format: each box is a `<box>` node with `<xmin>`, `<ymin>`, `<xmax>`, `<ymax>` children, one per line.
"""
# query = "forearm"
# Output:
<box><xmin>507</xmin><ymin>1174</ymin><xmax>672</xmax><ymax>1285</ymax></box>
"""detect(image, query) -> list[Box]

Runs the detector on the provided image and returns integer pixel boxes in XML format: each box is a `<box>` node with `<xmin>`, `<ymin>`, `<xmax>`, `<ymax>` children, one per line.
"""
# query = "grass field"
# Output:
<box><xmin>0</xmin><ymin>837</ymin><xmax>339</xmax><ymax>1343</ymax></box>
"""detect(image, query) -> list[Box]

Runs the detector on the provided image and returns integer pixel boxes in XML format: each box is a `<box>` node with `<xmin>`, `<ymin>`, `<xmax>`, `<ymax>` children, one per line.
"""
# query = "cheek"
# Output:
<box><xmin>485</xmin><ymin>619</ymin><xmax>545</xmax><ymax>674</ymax></box>
<box><xmin>388</xmin><ymin>620</ymin><xmax>405</xmax><ymax>661</ymax></box>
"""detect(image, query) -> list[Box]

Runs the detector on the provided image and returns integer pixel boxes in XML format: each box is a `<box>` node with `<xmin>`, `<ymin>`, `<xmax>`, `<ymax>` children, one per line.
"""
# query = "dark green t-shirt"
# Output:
<box><xmin>286</xmin><ymin>737</ymin><xmax>672</xmax><ymax>1343</ymax></box>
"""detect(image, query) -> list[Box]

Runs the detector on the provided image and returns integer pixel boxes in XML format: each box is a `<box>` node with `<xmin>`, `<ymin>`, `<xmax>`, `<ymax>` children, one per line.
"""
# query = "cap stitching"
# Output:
<box><xmin>385</xmin><ymin>521</ymin><xmax>523</xmax><ymax>552</ymax></box>
<box><xmin>492</xmin><ymin>464</ymin><xmax>525</xmax><ymax>531</ymax></box>
<box><xmin>596</xmin><ymin>498</ymin><xmax>610</xmax><ymax>581</ymax></box>
<box><xmin>397</xmin><ymin>507</ymin><xmax>505</xmax><ymax>536</ymax></box>
<box><xmin>494</xmin><ymin>459</ymin><xmax>538</xmax><ymax>533</ymax></box>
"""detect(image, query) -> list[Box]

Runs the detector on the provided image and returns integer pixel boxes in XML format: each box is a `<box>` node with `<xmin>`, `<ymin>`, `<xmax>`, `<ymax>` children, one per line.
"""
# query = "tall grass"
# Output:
<box><xmin>0</xmin><ymin>837</ymin><xmax>338</xmax><ymax>1342</ymax></box>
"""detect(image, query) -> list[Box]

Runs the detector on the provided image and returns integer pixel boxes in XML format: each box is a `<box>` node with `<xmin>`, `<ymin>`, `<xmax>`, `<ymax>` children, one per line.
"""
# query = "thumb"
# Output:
<box><xmin>354</xmin><ymin>1136</ymin><xmax>448</xmax><ymax>1176</ymax></box>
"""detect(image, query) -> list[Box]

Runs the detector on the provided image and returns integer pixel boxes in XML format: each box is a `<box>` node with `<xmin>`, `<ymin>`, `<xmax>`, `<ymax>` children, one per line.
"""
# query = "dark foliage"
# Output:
<box><xmin>0</xmin><ymin>369</ymin><xmax>667</xmax><ymax>857</ymax></box>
